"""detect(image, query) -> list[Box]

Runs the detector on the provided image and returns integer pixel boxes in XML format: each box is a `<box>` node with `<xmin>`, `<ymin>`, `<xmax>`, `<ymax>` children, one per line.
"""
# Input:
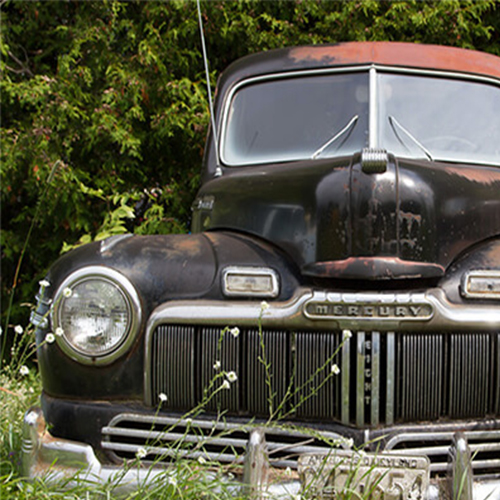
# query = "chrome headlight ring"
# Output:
<box><xmin>51</xmin><ymin>266</ymin><xmax>142</xmax><ymax>365</ymax></box>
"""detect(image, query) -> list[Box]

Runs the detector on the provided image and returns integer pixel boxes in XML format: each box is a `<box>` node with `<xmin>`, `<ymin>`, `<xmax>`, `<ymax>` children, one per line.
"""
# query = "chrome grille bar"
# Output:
<box><xmin>371</xmin><ymin>332</ymin><xmax>380</xmax><ymax>426</ymax></box>
<box><xmin>356</xmin><ymin>332</ymin><xmax>365</xmax><ymax>427</ymax></box>
<box><xmin>386</xmin><ymin>332</ymin><xmax>395</xmax><ymax>425</ymax></box>
<box><xmin>149</xmin><ymin>327</ymin><xmax>499</xmax><ymax>424</ymax></box>
<box><xmin>341</xmin><ymin>333</ymin><xmax>350</xmax><ymax>424</ymax></box>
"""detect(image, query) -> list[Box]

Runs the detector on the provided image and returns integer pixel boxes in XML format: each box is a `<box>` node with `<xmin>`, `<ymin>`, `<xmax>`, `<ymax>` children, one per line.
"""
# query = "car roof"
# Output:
<box><xmin>218</xmin><ymin>42</ymin><xmax>500</xmax><ymax>94</ymax></box>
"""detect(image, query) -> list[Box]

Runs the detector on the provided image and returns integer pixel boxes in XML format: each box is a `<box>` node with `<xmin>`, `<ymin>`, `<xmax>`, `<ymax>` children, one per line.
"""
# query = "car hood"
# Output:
<box><xmin>192</xmin><ymin>154</ymin><xmax>500</xmax><ymax>280</ymax></box>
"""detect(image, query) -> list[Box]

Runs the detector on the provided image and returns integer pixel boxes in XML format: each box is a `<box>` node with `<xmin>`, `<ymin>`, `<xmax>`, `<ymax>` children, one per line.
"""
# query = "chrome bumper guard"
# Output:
<box><xmin>22</xmin><ymin>408</ymin><xmax>500</xmax><ymax>499</ymax></box>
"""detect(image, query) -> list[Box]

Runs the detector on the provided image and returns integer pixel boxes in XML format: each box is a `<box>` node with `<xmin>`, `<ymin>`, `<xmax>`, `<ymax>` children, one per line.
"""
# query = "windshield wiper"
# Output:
<box><xmin>311</xmin><ymin>115</ymin><xmax>359</xmax><ymax>160</ymax></box>
<box><xmin>388</xmin><ymin>115</ymin><xmax>434</xmax><ymax>161</ymax></box>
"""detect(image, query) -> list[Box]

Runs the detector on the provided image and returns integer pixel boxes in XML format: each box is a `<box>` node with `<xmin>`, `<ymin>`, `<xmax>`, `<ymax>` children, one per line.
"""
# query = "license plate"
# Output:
<box><xmin>298</xmin><ymin>450</ymin><xmax>430</xmax><ymax>499</ymax></box>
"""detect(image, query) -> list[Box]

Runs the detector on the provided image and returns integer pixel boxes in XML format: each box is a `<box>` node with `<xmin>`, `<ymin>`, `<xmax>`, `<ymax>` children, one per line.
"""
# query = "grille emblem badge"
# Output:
<box><xmin>304</xmin><ymin>297</ymin><xmax>433</xmax><ymax>321</ymax></box>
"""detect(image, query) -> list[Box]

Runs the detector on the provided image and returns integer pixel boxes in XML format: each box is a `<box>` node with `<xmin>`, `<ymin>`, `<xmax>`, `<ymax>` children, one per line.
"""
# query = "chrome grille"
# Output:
<box><xmin>200</xmin><ymin>327</ymin><xmax>241</xmax><ymax>413</ymax></box>
<box><xmin>151</xmin><ymin>325</ymin><xmax>196</xmax><ymax>408</ymax></box>
<box><xmin>246</xmin><ymin>329</ymin><xmax>289</xmax><ymax>416</ymax></box>
<box><xmin>101</xmin><ymin>414</ymin><xmax>500</xmax><ymax>476</ymax></box>
<box><xmin>448</xmin><ymin>333</ymin><xmax>491</xmax><ymax>417</ymax></box>
<box><xmin>101</xmin><ymin>413</ymin><xmax>344</xmax><ymax>468</ymax></box>
<box><xmin>294</xmin><ymin>331</ymin><xmax>342</xmax><ymax>419</ymax></box>
<box><xmin>385</xmin><ymin>430</ymin><xmax>500</xmax><ymax>475</ymax></box>
<box><xmin>397</xmin><ymin>333</ymin><xmax>445</xmax><ymax>420</ymax></box>
<box><xmin>149</xmin><ymin>327</ymin><xmax>499</xmax><ymax>425</ymax></box>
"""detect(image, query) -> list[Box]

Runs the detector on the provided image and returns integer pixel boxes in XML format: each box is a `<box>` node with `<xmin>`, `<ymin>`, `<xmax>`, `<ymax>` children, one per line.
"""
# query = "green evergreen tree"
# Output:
<box><xmin>1</xmin><ymin>0</ymin><xmax>499</xmax><ymax>332</ymax></box>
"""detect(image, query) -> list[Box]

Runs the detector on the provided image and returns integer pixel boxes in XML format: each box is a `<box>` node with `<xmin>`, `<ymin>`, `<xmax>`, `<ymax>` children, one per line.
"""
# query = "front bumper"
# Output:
<box><xmin>22</xmin><ymin>407</ymin><xmax>500</xmax><ymax>499</ymax></box>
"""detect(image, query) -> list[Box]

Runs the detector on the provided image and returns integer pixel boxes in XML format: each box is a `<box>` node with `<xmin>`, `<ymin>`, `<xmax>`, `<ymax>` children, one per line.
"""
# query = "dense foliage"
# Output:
<box><xmin>1</xmin><ymin>0</ymin><xmax>499</xmax><ymax>340</ymax></box>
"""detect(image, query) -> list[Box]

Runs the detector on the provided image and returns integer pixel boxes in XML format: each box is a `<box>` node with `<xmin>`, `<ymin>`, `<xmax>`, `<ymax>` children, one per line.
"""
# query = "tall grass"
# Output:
<box><xmin>0</xmin><ymin>166</ymin><xmax>393</xmax><ymax>500</ymax></box>
<box><xmin>0</xmin><ymin>356</ymin><xmax>248</xmax><ymax>499</ymax></box>
<box><xmin>0</xmin><ymin>316</ymin><xmax>370</xmax><ymax>500</ymax></box>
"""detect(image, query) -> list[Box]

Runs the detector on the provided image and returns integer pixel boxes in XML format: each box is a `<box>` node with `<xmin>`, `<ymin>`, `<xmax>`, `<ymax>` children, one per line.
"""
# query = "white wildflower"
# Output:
<box><xmin>331</xmin><ymin>364</ymin><xmax>340</xmax><ymax>375</ymax></box>
<box><xmin>344</xmin><ymin>438</ymin><xmax>354</xmax><ymax>449</ymax></box>
<box><xmin>221</xmin><ymin>380</ymin><xmax>231</xmax><ymax>390</ymax></box>
<box><xmin>55</xmin><ymin>327</ymin><xmax>64</xmax><ymax>337</ymax></box>
<box><xmin>14</xmin><ymin>325</ymin><xmax>23</xmax><ymax>335</ymax></box>
<box><xmin>136</xmin><ymin>447</ymin><xmax>147</xmax><ymax>459</ymax></box>
<box><xmin>45</xmin><ymin>333</ymin><xmax>55</xmax><ymax>344</ymax></box>
<box><xmin>213</xmin><ymin>360</ymin><xmax>221</xmax><ymax>371</ymax></box>
<box><xmin>168</xmin><ymin>476</ymin><xmax>177</xmax><ymax>487</ymax></box>
<box><xmin>185</xmin><ymin>418</ymin><xmax>192</xmax><ymax>425</ymax></box>
<box><xmin>63</xmin><ymin>287</ymin><xmax>72</xmax><ymax>298</ymax></box>
<box><xmin>158</xmin><ymin>393</ymin><xmax>168</xmax><ymax>403</ymax></box>
<box><xmin>197</xmin><ymin>456</ymin><xmax>206</xmax><ymax>465</ymax></box>
<box><xmin>39</xmin><ymin>279</ymin><xmax>50</xmax><ymax>288</ymax></box>
<box><xmin>19</xmin><ymin>365</ymin><xmax>29</xmax><ymax>376</ymax></box>
<box><xmin>226</xmin><ymin>371</ymin><xmax>238</xmax><ymax>383</ymax></box>
<box><xmin>260</xmin><ymin>301</ymin><xmax>269</xmax><ymax>311</ymax></box>
<box><xmin>285</xmin><ymin>466</ymin><xmax>292</xmax><ymax>477</ymax></box>
<box><xmin>230</xmin><ymin>327</ymin><xmax>240</xmax><ymax>338</ymax></box>
<box><xmin>342</xmin><ymin>330</ymin><xmax>352</xmax><ymax>340</ymax></box>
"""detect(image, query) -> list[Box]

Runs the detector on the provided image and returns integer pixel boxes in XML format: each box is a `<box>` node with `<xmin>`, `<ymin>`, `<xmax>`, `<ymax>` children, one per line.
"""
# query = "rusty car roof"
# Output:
<box><xmin>218</xmin><ymin>42</ymin><xmax>500</xmax><ymax>95</ymax></box>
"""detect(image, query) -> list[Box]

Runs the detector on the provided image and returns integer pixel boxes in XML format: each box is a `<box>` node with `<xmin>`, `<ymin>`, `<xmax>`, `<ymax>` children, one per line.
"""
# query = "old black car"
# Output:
<box><xmin>23</xmin><ymin>42</ymin><xmax>500</xmax><ymax>499</ymax></box>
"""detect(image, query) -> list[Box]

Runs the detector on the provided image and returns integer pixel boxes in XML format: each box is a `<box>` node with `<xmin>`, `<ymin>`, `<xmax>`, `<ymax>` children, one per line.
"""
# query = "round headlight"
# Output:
<box><xmin>52</xmin><ymin>266</ymin><xmax>141</xmax><ymax>365</ymax></box>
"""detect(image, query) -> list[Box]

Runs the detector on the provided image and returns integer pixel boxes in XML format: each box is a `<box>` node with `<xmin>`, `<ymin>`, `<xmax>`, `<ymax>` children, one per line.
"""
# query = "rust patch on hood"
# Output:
<box><xmin>441</xmin><ymin>165</ymin><xmax>500</xmax><ymax>185</ymax></box>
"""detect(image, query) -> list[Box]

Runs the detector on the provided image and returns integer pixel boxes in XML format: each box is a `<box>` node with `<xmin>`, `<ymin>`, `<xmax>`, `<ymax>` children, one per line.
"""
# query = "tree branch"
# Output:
<box><xmin>7</xmin><ymin>49</ymin><xmax>34</xmax><ymax>77</ymax></box>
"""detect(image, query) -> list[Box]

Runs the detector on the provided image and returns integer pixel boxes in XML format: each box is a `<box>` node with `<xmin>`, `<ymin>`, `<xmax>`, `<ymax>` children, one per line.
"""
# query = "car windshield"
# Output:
<box><xmin>222</xmin><ymin>70</ymin><xmax>500</xmax><ymax>167</ymax></box>
<box><xmin>378</xmin><ymin>73</ymin><xmax>500</xmax><ymax>166</ymax></box>
<box><xmin>222</xmin><ymin>72</ymin><xmax>369</xmax><ymax>165</ymax></box>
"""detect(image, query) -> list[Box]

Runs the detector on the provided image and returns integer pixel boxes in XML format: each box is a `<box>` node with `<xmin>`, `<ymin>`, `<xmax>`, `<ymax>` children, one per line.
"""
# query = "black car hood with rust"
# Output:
<box><xmin>192</xmin><ymin>154</ymin><xmax>500</xmax><ymax>280</ymax></box>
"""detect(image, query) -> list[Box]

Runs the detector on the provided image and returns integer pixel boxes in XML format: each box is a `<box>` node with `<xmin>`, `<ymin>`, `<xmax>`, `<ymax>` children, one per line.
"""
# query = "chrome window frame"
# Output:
<box><xmin>218</xmin><ymin>64</ymin><xmax>500</xmax><ymax>168</ymax></box>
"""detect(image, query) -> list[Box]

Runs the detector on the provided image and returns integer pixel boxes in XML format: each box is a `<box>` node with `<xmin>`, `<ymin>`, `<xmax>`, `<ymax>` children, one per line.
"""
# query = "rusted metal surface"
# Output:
<box><xmin>289</xmin><ymin>42</ymin><xmax>500</xmax><ymax>79</ymax></box>
<box><xmin>303</xmin><ymin>256</ymin><xmax>445</xmax><ymax>280</ymax></box>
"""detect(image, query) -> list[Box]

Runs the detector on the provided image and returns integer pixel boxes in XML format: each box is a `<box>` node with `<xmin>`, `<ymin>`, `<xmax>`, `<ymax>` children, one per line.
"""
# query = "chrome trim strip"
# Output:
<box><xmin>105</xmin><ymin>412</ymin><xmax>346</xmax><ymax>443</ymax></box>
<box><xmin>386</xmin><ymin>332</ymin><xmax>395</xmax><ymax>425</ymax></box>
<box><xmin>369</xmin><ymin>66</ymin><xmax>378</xmax><ymax>148</ymax></box>
<box><xmin>385</xmin><ymin>429</ymin><xmax>500</xmax><ymax>449</ymax></box>
<box><xmin>222</xmin><ymin>266</ymin><xmax>280</xmax><ymax>298</ymax></box>
<box><xmin>356</xmin><ymin>332</ymin><xmax>365</xmax><ymax>427</ymax></box>
<box><xmin>102</xmin><ymin>441</ymin><xmax>245</xmax><ymax>464</ymax></box>
<box><xmin>52</xmin><ymin>266</ymin><xmax>142</xmax><ymax>366</ymax></box>
<box><xmin>375</xmin><ymin>65</ymin><xmax>500</xmax><ymax>86</ymax></box>
<box><xmin>371</xmin><ymin>332</ymin><xmax>380</xmax><ymax>426</ymax></box>
<box><xmin>341</xmin><ymin>335</ymin><xmax>350</xmax><ymax>424</ymax></box>
<box><xmin>100</xmin><ymin>234</ymin><xmax>133</xmax><ymax>254</ymax></box>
